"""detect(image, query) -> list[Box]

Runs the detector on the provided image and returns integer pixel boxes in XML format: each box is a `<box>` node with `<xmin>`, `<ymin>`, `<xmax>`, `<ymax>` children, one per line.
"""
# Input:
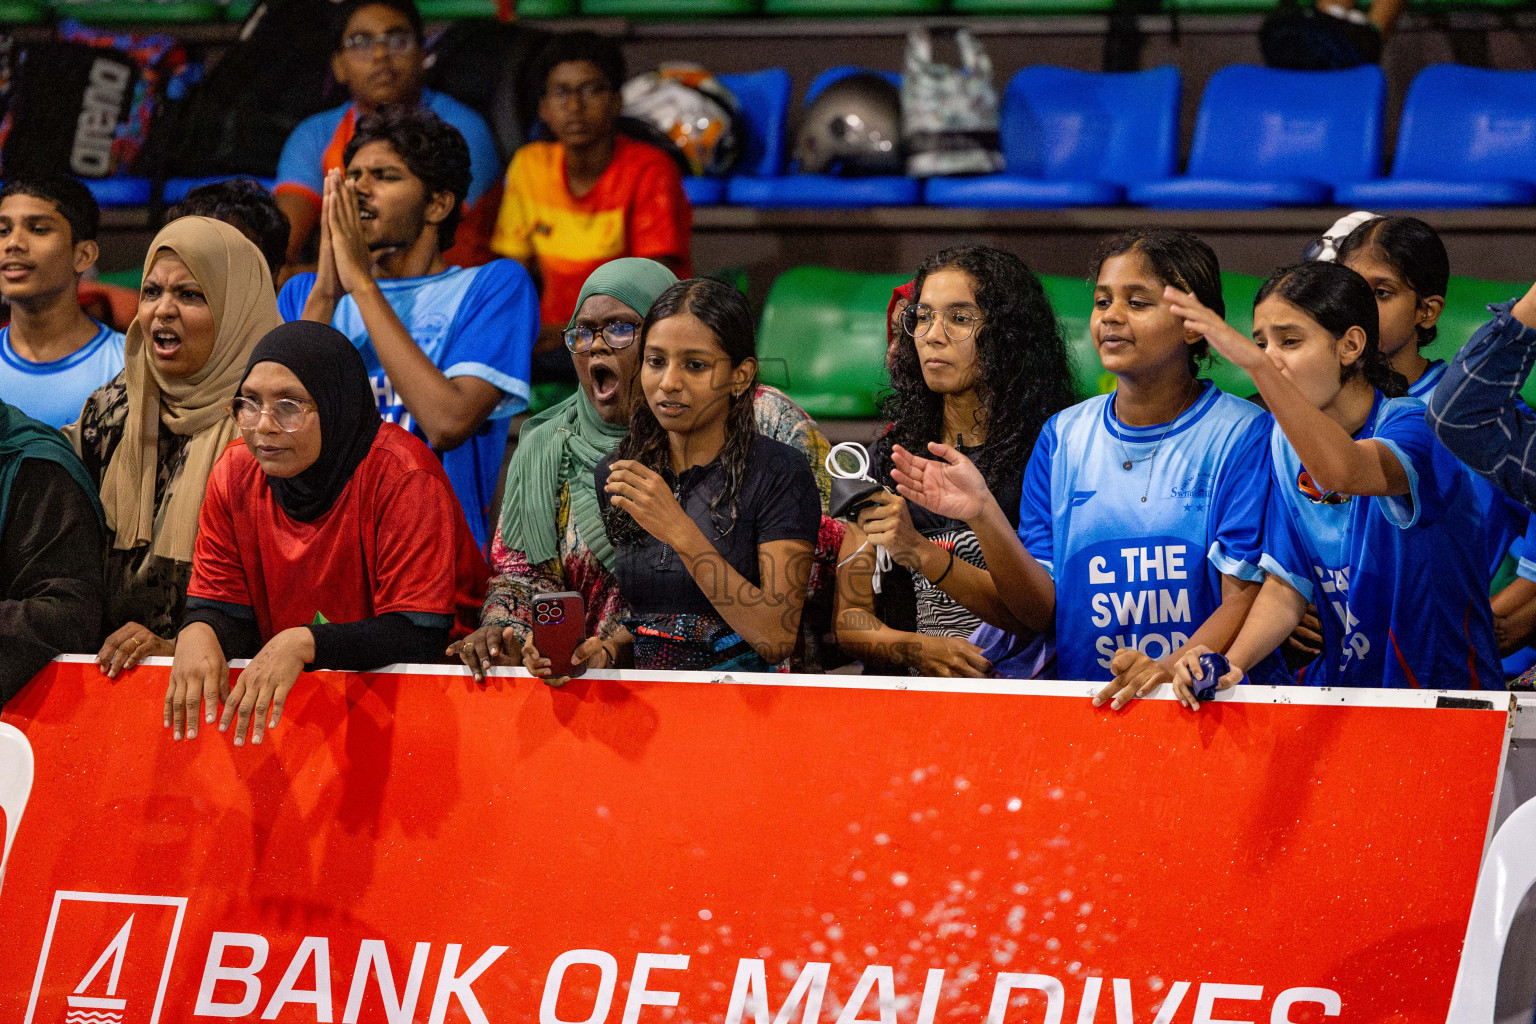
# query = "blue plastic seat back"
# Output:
<box><xmin>716</xmin><ymin>69</ymin><xmax>791</xmax><ymax>178</ymax></box>
<box><xmin>1186</xmin><ymin>64</ymin><xmax>1384</xmax><ymax>184</ymax></box>
<box><xmin>1001</xmin><ymin>65</ymin><xmax>1180</xmax><ymax>183</ymax></box>
<box><xmin>804</xmin><ymin>65</ymin><xmax>902</xmax><ymax>106</ymax></box>
<box><xmin>1391</xmin><ymin>64</ymin><xmax>1536</xmax><ymax>182</ymax></box>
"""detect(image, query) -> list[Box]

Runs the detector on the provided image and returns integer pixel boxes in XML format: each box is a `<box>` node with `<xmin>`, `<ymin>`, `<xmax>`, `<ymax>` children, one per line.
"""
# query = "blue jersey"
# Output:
<box><xmin>279</xmin><ymin>260</ymin><xmax>536</xmax><ymax>548</ymax></box>
<box><xmin>0</xmin><ymin>320</ymin><xmax>124</xmax><ymax>428</ymax></box>
<box><xmin>1018</xmin><ymin>382</ymin><xmax>1273</xmax><ymax>682</ymax></box>
<box><xmin>275</xmin><ymin>89</ymin><xmax>501</xmax><ymax>208</ymax></box>
<box><xmin>1261</xmin><ymin>393</ymin><xmax>1499</xmax><ymax>689</ymax></box>
<box><xmin>1413</xmin><ymin>358</ymin><xmax>1529</xmax><ymax>575</ymax></box>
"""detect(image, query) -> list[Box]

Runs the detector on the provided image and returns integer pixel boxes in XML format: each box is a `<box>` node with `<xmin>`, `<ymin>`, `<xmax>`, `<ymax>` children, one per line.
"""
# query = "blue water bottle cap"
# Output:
<box><xmin>1195</xmin><ymin>652</ymin><xmax>1231</xmax><ymax>703</ymax></box>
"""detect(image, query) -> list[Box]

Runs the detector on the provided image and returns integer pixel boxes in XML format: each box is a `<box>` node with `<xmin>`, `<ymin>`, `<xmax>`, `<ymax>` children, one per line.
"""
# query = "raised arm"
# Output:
<box><xmin>327</xmin><ymin>172</ymin><xmax>502</xmax><ymax>451</ymax></box>
<box><xmin>1167</xmin><ymin>287</ymin><xmax>1408</xmax><ymax>497</ymax></box>
<box><xmin>1427</xmin><ymin>285</ymin><xmax>1536</xmax><ymax>510</ymax></box>
<box><xmin>889</xmin><ymin>443</ymin><xmax>1056</xmax><ymax>632</ymax></box>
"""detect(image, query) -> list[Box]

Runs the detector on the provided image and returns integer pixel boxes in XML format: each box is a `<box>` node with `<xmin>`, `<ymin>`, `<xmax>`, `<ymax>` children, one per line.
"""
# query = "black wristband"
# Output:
<box><xmin>931</xmin><ymin>547</ymin><xmax>956</xmax><ymax>587</ymax></box>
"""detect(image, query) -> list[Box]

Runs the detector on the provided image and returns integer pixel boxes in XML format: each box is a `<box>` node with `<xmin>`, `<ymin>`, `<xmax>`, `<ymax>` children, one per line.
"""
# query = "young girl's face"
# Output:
<box><xmin>1092</xmin><ymin>251</ymin><xmax>1194</xmax><ymax>379</ymax></box>
<box><xmin>1342</xmin><ymin>247</ymin><xmax>1431</xmax><ymax>360</ymax></box>
<box><xmin>1253</xmin><ymin>294</ymin><xmax>1366</xmax><ymax>411</ymax></box>
<box><xmin>641</xmin><ymin>312</ymin><xmax>754</xmax><ymax>439</ymax></box>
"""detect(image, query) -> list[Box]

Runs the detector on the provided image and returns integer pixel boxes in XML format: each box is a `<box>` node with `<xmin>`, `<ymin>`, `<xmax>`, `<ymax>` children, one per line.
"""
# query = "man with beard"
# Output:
<box><xmin>273</xmin><ymin>0</ymin><xmax>500</xmax><ymax>273</ymax></box>
<box><xmin>279</xmin><ymin>108</ymin><xmax>536</xmax><ymax>548</ymax></box>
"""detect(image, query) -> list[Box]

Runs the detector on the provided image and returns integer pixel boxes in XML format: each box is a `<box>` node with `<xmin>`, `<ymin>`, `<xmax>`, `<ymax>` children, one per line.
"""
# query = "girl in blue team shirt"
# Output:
<box><xmin>1170</xmin><ymin>260</ymin><xmax>1499</xmax><ymax>700</ymax></box>
<box><xmin>892</xmin><ymin>230</ymin><xmax>1276</xmax><ymax>704</ymax></box>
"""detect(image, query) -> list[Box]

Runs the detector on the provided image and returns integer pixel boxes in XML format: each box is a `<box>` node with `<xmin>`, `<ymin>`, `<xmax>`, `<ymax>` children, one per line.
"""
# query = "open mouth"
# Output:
<box><xmin>358</xmin><ymin>206</ymin><xmax>377</xmax><ymax>221</ymax></box>
<box><xmin>151</xmin><ymin>328</ymin><xmax>182</xmax><ymax>360</ymax></box>
<box><xmin>0</xmin><ymin>262</ymin><xmax>32</xmax><ymax>281</ymax></box>
<box><xmin>590</xmin><ymin>363</ymin><xmax>620</xmax><ymax>405</ymax></box>
<box><xmin>656</xmin><ymin>399</ymin><xmax>689</xmax><ymax>418</ymax></box>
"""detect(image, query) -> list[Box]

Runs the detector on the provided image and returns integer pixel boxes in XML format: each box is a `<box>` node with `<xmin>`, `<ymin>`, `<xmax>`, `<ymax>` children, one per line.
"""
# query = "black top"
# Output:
<box><xmin>597</xmin><ymin>434</ymin><xmax>821</xmax><ymax>618</ymax></box>
<box><xmin>0</xmin><ymin>459</ymin><xmax>104</xmax><ymax>704</ymax></box>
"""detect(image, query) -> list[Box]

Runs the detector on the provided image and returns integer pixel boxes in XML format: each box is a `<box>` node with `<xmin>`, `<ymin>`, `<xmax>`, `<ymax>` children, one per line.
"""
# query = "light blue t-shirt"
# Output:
<box><xmin>1261</xmin><ymin>392</ymin><xmax>1500</xmax><ymax>689</ymax></box>
<box><xmin>1412</xmin><ymin>358</ymin><xmax>1529</xmax><ymax>576</ymax></box>
<box><xmin>0</xmin><ymin>320</ymin><xmax>124</xmax><ymax>428</ymax></box>
<box><xmin>274</xmin><ymin>89</ymin><xmax>501</xmax><ymax>207</ymax></box>
<box><xmin>1018</xmin><ymin>382</ymin><xmax>1274</xmax><ymax>682</ymax></box>
<box><xmin>278</xmin><ymin>260</ymin><xmax>536</xmax><ymax>548</ymax></box>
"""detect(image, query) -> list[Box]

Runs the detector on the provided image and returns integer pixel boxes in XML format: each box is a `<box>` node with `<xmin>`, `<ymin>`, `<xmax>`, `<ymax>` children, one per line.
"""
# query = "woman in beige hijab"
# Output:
<box><xmin>68</xmin><ymin>216</ymin><xmax>282</xmax><ymax>677</ymax></box>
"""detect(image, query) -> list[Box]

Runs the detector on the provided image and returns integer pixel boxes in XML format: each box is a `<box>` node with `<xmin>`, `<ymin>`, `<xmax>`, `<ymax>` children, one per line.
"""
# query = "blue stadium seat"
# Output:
<box><xmin>83</xmin><ymin>177</ymin><xmax>151</xmax><ymax>207</ymax></box>
<box><xmin>1336</xmin><ymin>65</ymin><xmax>1536</xmax><ymax>208</ymax></box>
<box><xmin>1129</xmin><ymin>64</ymin><xmax>1385</xmax><ymax>209</ymax></box>
<box><xmin>682</xmin><ymin>177</ymin><xmax>727</xmax><ymax>204</ymax></box>
<box><xmin>926</xmin><ymin>65</ymin><xmax>1180</xmax><ymax>208</ymax></box>
<box><xmin>725</xmin><ymin>66</ymin><xmax>918</xmax><ymax>208</ymax></box>
<box><xmin>162</xmin><ymin>176</ymin><xmax>278</xmax><ymax>204</ymax></box>
<box><xmin>681</xmin><ymin>68</ymin><xmax>790</xmax><ymax>206</ymax></box>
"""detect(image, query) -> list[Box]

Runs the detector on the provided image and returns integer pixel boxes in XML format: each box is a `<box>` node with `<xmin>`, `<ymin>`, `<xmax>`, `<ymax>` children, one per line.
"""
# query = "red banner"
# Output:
<box><xmin>0</xmin><ymin>659</ymin><xmax>1511</xmax><ymax>1024</ymax></box>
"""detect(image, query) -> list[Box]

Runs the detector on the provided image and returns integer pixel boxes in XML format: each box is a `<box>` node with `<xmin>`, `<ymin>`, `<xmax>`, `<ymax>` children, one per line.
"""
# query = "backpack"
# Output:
<box><xmin>1261</xmin><ymin>0</ymin><xmax>1382</xmax><ymax>70</ymax></box>
<box><xmin>901</xmin><ymin>28</ymin><xmax>1003</xmax><ymax>178</ymax></box>
<box><xmin>0</xmin><ymin>41</ymin><xmax>138</xmax><ymax>178</ymax></box>
<box><xmin>140</xmin><ymin>0</ymin><xmax>349</xmax><ymax>181</ymax></box>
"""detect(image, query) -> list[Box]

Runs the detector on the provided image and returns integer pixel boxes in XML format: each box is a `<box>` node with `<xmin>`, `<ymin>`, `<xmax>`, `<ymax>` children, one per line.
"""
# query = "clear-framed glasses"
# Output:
<box><xmin>562</xmin><ymin>320</ymin><xmax>642</xmax><ymax>354</ymax></box>
<box><xmin>230</xmin><ymin>396</ymin><xmax>313</xmax><ymax>433</ymax></box>
<box><xmin>341</xmin><ymin>29</ymin><xmax>417</xmax><ymax>54</ymax></box>
<box><xmin>545</xmin><ymin>81</ymin><xmax>611</xmax><ymax>106</ymax></box>
<box><xmin>901</xmin><ymin>303</ymin><xmax>986</xmax><ymax>342</ymax></box>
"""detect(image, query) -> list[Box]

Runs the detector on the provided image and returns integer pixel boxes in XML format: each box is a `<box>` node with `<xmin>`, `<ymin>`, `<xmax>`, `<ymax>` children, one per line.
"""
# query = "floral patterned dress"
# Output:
<box><xmin>68</xmin><ymin>371</ymin><xmax>195</xmax><ymax>639</ymax></box>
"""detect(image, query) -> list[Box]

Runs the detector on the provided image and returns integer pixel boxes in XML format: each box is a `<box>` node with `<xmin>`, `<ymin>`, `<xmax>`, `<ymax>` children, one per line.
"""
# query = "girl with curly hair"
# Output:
<box><xmin>890</xmin><ymin>231</ymin><xmax>1279</xmax><ymax>696</ymax></box>
<box><xmin>1168</xmin><ymin>260</ymin><xmax>1497</xmax><ymax>696</ymax></box>
<box><xmin>834</xmin><ymin>245</ymin><xmax>1075</xmax><ymax>677</ymax></box>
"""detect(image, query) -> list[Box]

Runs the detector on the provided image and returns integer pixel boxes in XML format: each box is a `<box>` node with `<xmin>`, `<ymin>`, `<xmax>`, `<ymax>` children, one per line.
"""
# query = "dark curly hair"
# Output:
<box><xmin>0</xmin><ymin>176</ymin><xmax>99</xmax><ymax>243</ymax></box>
<box><xmin>1092</xmin><ymin>229</ymin><xmax>1224</xmax><ymax>376</ymax></box>
<box><xmin>602</xmin><ymin>278</ymin><xmax>759</xmax><ymax>547</ymax></box>
<box><xmin>1335</xmin><ymin>215</ymin><xmax>1449</xmax><ymax>349</ymax></box>
<box><xmin>169</xmin><ymin>177</ymin><xmax>287</xmax><ymax>279</ymax></box>
<box><xmin>344</xmin><ymin>107</ymin><xmax>472</xmax><ymax>250</ymax></box>
<box><xmin>876</xmin><ymin>245</ymin><xmax>1076</xmax><ymax>498</ymax></box>
<box><xmin>1255</xmin><ymin>262</ymin><xmax>1408</xmax><ymax>397</ymax></box>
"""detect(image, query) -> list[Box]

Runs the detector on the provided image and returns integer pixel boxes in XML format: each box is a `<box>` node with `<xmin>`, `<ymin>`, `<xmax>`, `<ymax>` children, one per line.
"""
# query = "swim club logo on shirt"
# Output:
<box><xmin>1069</xmin><ymin>535</ymin><xmax>1197</xmax><ymax>670</ymax></box>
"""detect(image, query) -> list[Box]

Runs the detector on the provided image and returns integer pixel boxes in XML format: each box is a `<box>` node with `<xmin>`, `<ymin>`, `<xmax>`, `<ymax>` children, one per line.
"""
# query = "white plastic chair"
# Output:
<box><xmin>0</xmin><ymin>721</ymin><xmax>35</xmax><ymax>897</ymax></box>
<box><xmin>1446</xmin><ymin>795</ymin><xmax>1536</xmax><ymax>1023</ymax></box>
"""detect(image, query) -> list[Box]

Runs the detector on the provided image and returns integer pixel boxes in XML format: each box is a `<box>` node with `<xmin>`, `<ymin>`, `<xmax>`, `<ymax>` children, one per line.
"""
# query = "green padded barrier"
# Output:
<box><xmin>527</xmin><ymin>381</ymin><xmax>578</xmax><ymax>418</ymax></box>
<box><xmin>0</xmin><ymin>0</ymin><xmax>47</xmax><ymax>22</ymax></box>
<box><xmin>96</xmin><ymin>268</ymin><xmax>143</xmax><ymax>291</ymax></box>
<box><xmin>950</xmin><ymin>0</ymin><xmax>1113</xmax><ymax>12</ymax></box>
<box><xmin>579</xmin><ymin>0</ymin><xmax>753</xmax><ymax>13</ymax></box>
<box><xmin>763</xmin><ymin>0</ymin><xmax>941</xmax><ymax>13</ymax></box>
<box><xmin>758</xmin><ymin>265</ymin><xmax>904</xmax><ymax>419</ymax></box>
<box><xmin>1201</xmin><ymin>271</ymin><xmax>1264</xmax><ymax>398</ymax></box>
<box><xmin>51</xmin><ymin>0</ymin><xmax>224</xmax><ymax>22</ymax></box>
<box><xmin>1428</xmin><ymin>275</ymin><xmax>1536</xmax><ymax>405</ymax></box>
<box><xmin>1164</xmin><ymin>0</ymin><xmax>1273</xmax><ymax>11</ymax></box>
<box><xmin>421</xmin><ymin>0</ymin><xmax>573</xmax><ymax>15</ymax></box>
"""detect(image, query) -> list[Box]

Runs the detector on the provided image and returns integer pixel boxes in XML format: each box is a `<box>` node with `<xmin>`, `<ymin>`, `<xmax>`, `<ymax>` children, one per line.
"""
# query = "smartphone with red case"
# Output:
<box><xmin>532</xmin><ymin>591</ymin><xmax>588</xmax><ymax>678</ymax></box>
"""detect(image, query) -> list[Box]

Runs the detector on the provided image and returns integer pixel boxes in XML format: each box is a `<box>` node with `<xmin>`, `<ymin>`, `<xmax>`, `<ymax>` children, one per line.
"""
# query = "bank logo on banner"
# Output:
<box><xmin>23</xmin><ymin>892</ymin><xmax>188</xmax><ymax>1024</ymax></box>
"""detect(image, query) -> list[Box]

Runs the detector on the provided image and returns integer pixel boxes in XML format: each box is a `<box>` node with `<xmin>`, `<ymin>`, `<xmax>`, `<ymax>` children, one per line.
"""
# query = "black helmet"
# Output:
<box><xmin>793</xmin><ymin>72</ymin><xmax>903</xmax><ymax>176</ymax></box>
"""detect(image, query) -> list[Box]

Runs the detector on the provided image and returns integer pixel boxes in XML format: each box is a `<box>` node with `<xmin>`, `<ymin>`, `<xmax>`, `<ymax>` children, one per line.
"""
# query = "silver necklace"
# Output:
<box><xmin>1111</xmin><ymin>385</ymin><xmax>1199</xmax><ymax>503</ymax></box>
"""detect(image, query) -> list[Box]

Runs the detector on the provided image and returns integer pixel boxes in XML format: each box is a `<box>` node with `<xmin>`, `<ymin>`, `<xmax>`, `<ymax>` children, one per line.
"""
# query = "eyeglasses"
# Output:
<box><xmin>545</xmin><ymin>82</ymin><xmax>611</xmax><ymax>106</ymax></box>
<box><xmin>901</xmin><ymin>303</ymin><xmax>986</xmax><ymax>342</ymax></box>
<box><xmin>341</xmin><ymin>29</ymin><xmax>417</xmax><ymax>54</ymax></box>
<box><xmin>230</xmin><ymin>397</ymin><xmax>313</xmax><ymax>433</ymax></box>
<box><xmin>562</xmin><ymin>320</ymin><xmax>642</xmax><ymax>354</ymax></box>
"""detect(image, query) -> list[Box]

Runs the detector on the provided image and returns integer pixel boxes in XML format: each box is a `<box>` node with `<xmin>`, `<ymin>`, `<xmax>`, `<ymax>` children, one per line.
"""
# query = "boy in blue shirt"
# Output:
<box><xmin>0</xmin><ymin>177</ymin><xmax>124</xmax><ymax>429</ymax></box>
<box><xmin>279</xmin><ymin>108</ymin><xmax>536</xmax><ymax>548</ymax></box>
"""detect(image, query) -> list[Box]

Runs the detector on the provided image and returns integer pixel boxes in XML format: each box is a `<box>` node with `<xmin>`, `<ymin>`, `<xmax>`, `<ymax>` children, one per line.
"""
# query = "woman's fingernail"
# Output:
<box><xmin>173</xmin><ymin>729</ymin><xmax>181</xmax><ymax>740</ymax></box>
<box><xmin>233</xmin><ymin>736</ymin><xmax>243</xmax><ymax>747</ymax></box>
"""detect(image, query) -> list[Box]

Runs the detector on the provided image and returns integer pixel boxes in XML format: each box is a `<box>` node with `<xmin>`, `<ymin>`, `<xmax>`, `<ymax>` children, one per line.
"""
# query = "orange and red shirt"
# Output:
<box><xmin>187</xmin><ymin>424</ymin><xmax>489</xmax><ymax>644</ymax></box>
<box><xmin>491</xmin><ymin>135</ymin><xmax>692</xmax><ymax>326</ymax></box>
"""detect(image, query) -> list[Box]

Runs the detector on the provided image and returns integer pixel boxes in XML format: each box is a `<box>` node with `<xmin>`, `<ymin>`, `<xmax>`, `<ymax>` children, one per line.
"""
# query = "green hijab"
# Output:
<box><xmin>499</xmin><ymin>258</ymin><xmax>679</xmax><ymax>568</ymax></box>
<box><xmin>0</xmin><ymin>399</ymin><xmax>103</xmax><ymax>531</ymax></box>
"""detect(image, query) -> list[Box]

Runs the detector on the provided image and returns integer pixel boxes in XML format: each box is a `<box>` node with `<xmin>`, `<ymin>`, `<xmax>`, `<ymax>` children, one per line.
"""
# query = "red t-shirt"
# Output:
<box><xmin>188</xmin><ymin>423</ymin><xmax>489</xmax><ymax>643</ymax></box>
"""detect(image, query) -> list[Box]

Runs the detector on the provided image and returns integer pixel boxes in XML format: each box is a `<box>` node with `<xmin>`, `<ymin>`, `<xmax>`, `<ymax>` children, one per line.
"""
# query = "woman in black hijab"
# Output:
<box><xmin>165</xmin><ymin>321</ymin><xmax>490</xmax><ymax>746</ymax></box>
